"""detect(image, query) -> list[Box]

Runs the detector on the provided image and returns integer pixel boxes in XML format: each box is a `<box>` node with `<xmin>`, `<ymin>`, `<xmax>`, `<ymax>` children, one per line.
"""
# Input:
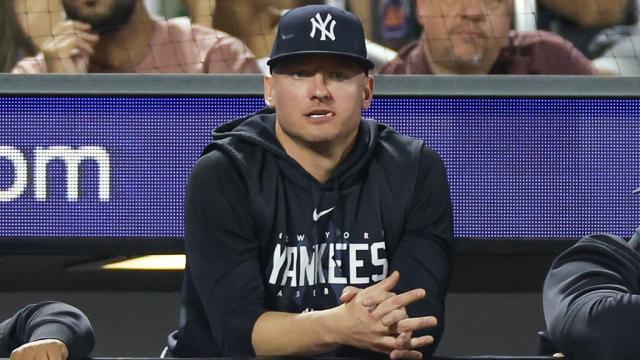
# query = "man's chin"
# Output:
<box><xmin>444</xmin><ymin>49</ymin><xmax>487</xmax><ymax>72</ymax></box>
<box><xmin>451</xmin><ymin>48</ymin><xmax>484</xmax><ymax>64</ymax></box>
<box><xmin>63</xmin><ymin>0</ymin><xmax>137</xmax><ymax>34</ymax></box>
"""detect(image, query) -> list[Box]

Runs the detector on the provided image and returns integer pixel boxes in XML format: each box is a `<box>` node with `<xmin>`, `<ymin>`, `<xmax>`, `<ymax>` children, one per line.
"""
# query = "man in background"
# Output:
<box><xmin>13</xmin><ymin>0</ymin><xmax>259</xmax><ymax>73</ymax></box>
<box><xmin>537</xmin><ymin>0</ymin><xmax>637</xmax><ymax>58</ymax></box>
<box><xmin>543</xmin><ymin>227</ymin><xmax>640</xmax><ymax>359</ymax></box>
<box><xmin>380</xmin><ymin>0</ymin><xmax>597</xmax><ymax>74</ymax></box>
<box><xmin>2</xmin><ymin>301</ymin><xmax>94</xmax><ymax>360</ymax></box>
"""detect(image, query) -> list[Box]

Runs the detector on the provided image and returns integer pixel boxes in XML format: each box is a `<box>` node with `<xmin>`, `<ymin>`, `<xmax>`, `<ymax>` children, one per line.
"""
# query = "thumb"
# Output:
<box><xmin>371</xmin><ymin>270</ymin><xmax>399</xmax><ymax>292</ymax></box>
<box><xmin>340</xmin><ymin>286</ymin><xmax>361</xmax><ymax>303</ymax></box>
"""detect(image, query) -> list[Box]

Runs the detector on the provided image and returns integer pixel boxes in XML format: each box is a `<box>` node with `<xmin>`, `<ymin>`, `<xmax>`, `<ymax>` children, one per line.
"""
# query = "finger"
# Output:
<box><xmin>340</xmin><ymin>286</ymin><xmax>361</xmax><ymax>303</ymax></box>
<box><xmin>47</xmin><ymin>349</ymin><xmax>60</xmax><ymax>360</ymax></box>
<box><xmin>361</xmin><ymin>290</ymin><xmax>395</xmax><ymax>308</ymax></box>
<box><xmin>53</xmin><ymin>33</ymin><xmax>78</xmax><ymax>46</ymax></box>
<box><xmin>395</xmin><ymin>330</ymin><xmax>412</xmax><ymax>348</ymax></box>
<box><xmin>52</xmin><ymin>340</ymin><xmax>69</xmax><ymax>360</ymax></box>
<box><xmin>374</xmin><ymin>335</ymin><xmax>404</xmax><ymax>354</ymax></box>
<box><xmin>381</xmin><ymin>308</ymin><xmax>408</xmax><ymax>327</ymax></box>
<box><xmin>60</xmin><ymin>344</ymin><xmax>69</xmax><ymax>360</ymax></box>
<box><xmin>75</xmin><ymin>31</ymin><xmax>100</xmax><ymax>44</ymax></box>
<box><xmin>48</xmin><ymin>35</ymin><xmax>81</xmax><ymax>56</ymax></box>
<box><xmin>70</xmin><ymin>21</ymin><xmax>93</xmax><ymax>32</ymax></box>
<box><xmin>36</xmin><ymin>349</ymin><xmax>49</xmax><ymax>360</ymax></box>
<box><xmin>51</xmin><ymin>35</ymin><xmax>94</xmax><ymax>58</ymax></box>
<box><xmin>9</xmin><ymin>349</ymin><xmax>22</xmax><ymax>360</ymax></box>
<box><xmin>368</xmin><ymin>270</ymin><xmax>400</xmax><ymax>293</ymax></box>
<box><xmin>53</xmin><ymin>31</ymin><xmax>98</xmax><ymax>49</ymax></box>
<box><xmin>390</xmin><ymin>349</ymin><xmax>423</xmax><ymax>359</ymax></box>
<box><xmin>399</xmin><ymin>334</ymin><xmax>434</xmax><ymax>349</ymax></box>
<box><xmin>53</xmin><ymin>21</ymin><xmax>90</xmax><ymax>35</ymax></box>
<box><xmin>74</xmin><ymin>40</ymin><xmax>97</xmax><ymax>56</ymax></box>
<box><xmin>396</xmin><ymin>316</ymin><xmax>438</xmax><ymax>332</ymax></box>
<box><xmin>371</xmin><ymin>288</ymin><xmax>426</xmax><ymax>318</ymax></box>
<box><xmin>50</xmin><ymin>346</ymin><xmax>66</xmax><ymax>360</ymax></box>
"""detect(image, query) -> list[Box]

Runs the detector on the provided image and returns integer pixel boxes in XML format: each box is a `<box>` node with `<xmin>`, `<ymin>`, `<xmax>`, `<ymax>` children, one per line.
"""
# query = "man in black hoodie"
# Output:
<box><xmin>1</xmin><ymin>301</ymin><xmax>95</xmax><ymax>360</ymax></box>
<box><xmin>543</xmin><ymin>227</ymin><xmax>640</xmax><ymax>359</ymax></box>
<box><xmin>168</xmin><ymin>4</ymin><xmax>453</xmax><ymax>359</ymax></box>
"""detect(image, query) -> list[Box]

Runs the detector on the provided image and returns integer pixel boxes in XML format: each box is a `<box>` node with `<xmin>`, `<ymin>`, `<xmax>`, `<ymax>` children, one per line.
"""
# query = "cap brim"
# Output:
<box><xmin>267</xmin><ymin>51</ymin><xmax>375</xmax><ymax>71</ymax></box>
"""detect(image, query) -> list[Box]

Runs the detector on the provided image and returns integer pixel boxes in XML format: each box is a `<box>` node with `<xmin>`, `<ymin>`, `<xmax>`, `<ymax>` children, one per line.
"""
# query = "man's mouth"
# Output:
<box><xmin>451</xmin><ymin>24</ymin><xmax>485</xmax><ymax>39</ymax></box>
<box><xmin>454</xmin><ymin>30</ymin><xmax>484</xmax><ymax>39</ymax></box>
<box><xmin>306</xmin><ymin>110</ymin><xmax>335</xmax><ymax>120</ymax></box>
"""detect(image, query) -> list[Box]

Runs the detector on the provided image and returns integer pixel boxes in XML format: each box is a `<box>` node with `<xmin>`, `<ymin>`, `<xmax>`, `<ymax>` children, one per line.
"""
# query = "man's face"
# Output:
<box><xmin>62</xmin><ymin>0</ymin><xmax>137</xmax><ymax>33</ymax></box>
<box><xmin>418</xmin><ymin>0</ymin><xmax>512</xmax><ymax>73</ymax></box>
<box><xmin>264</xmin><ymin>54</ymin><xmax>373</xmax><ymax>150</ymax></box>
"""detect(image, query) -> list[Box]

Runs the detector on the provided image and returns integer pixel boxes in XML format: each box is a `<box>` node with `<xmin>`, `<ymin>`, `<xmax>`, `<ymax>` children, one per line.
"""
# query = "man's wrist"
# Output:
<box><xmin>310</xmin><ymin>306</ymin><xmax>344</xmax><ymax>350</ymax></box>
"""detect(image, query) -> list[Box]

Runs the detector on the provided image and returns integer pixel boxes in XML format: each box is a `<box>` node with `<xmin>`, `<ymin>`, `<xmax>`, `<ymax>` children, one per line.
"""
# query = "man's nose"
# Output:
<box><xmin>460</xmin><ymin>0</ymin><xmax>487</xmax><ymax>20</ymax></box>
<box><xmin>310</xmin><ymin>73</ymin><xmax>331</xmax><ymax>100</ymax></box>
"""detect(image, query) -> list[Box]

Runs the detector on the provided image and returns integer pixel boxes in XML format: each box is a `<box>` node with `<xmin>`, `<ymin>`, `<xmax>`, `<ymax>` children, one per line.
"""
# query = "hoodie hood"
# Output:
<box><xmin>208</xmin><ymin>107</ymin><xmax>385</xmax><ymax>190</ymax></box>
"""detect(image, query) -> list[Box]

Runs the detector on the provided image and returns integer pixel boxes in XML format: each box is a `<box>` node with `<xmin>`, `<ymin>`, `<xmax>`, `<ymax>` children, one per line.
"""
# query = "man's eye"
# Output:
<box><xmin>329</xmin><ymin>72</ymin><xmax>347</xmax><ymax>80</ymax></box>
<box><xmin>292</xmin><ymin>71</ymin><xmax>308</xmax><ymax>78</ymax></box>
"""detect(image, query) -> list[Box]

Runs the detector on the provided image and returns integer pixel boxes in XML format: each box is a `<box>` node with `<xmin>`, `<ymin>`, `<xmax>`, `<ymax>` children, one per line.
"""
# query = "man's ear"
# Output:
<box><xmin>362</xmin><ymin>75</ymin><xmax>374</xmax><ymax>109</ymax></box>
<box><xmin>264</xmin><ymin>75</ymin><xmax>274</xmax><ymax>107</ymax></box>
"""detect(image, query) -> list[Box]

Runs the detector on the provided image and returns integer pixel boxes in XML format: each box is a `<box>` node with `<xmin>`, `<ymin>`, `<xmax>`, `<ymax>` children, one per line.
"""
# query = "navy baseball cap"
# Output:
<box><xmin>267</xmin><ymin>5</ymin><xmax>375</xmax><ymax>71</ymax></box>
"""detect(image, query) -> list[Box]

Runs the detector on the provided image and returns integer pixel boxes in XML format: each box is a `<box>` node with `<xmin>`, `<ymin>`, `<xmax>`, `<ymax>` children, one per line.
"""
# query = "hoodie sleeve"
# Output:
<box><xmin>0</xmin><ymin>301</ymin><xmax>95</xmax><ymax>359</ymax></box>
<box><xmin>184</xmin><ymin>150</ymin><xmax>266</xmax><ymax>356</ymax></box>
<box><xmin>543</xmin><ymin>230</ymin><xmax>640</xmax><ymax>360</ymax></box>
<box><xmin>391</xmin><ymin>147</ymin><xmax>454</xmax><ymax>357</ymax></box>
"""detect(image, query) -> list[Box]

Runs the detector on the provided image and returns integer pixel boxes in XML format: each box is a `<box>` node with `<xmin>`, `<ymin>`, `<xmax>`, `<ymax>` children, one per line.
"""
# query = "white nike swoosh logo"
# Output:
<box><xmin>312</xmin><ymin>207</ymin><xmax>334</xmax><ymax>222</ymax></box>
<box><xmin>281</xmin><ymin>34</ymin><xmax>294</xmax><ymax>40</ymax></box>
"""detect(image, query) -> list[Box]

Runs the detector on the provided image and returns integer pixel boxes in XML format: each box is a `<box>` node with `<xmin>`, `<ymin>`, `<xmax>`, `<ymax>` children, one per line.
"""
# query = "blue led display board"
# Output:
<box><xmin>1</xmin><ymin>97</ymin><xmax>638</xmax><ymax>241</ymax></box>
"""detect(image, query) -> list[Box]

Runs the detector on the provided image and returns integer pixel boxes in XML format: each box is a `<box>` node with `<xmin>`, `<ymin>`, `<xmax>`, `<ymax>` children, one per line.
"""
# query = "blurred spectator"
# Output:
<box><xmin>1</xmin><ymin>301</ymin><xmax>94</xmax><ymax>360</ymax></box>
<box><xmin>187</xmin><ymin>1</ymin><xmax>397</xmax><ymax>72</ymax></box>
<box><xmin>350</xmin><ymin>0</ymin><xmax>421</xmax><ymax>50</ymax></box>
<box><xmin>537</xmin><ymin>0</ymin><xmax>638</xmax><ymax>58</ymax></box>
<box><xmin>0</xmin><ymin>0</ymin><xmax>60</xmax><ymax>72</ymax></box>
<box><xmin>181</xmin><ymin>0</ymin><xmax>216</xmax><ymax>28</ymax></box>
<box><xmin>14</xmin><ymin>0</ymin><xmax>64</xmax><ymax>50</ymax></box>
<box><xmin>13</xmin><ymin>0</ymin><xmax>259</xmax><ymax>73</ymax></box>
<box><xmin>592</xmin><ymin>21</ymin><xmax>640</xmax><ymax>75</ymax></box>
<box><xmin>1</xmin><ymin>1</ymin><xmax>36</xmax><ymax>72</ymax></box>
<box><xmin>211</xmin><ymin>1</ymin><xmax>313</xmax><ymax>56</ymax></box>
<box><xmin>180</xmin><ymin>0</ymin><xmax>315</xmax><ymax>71</ymax></box>
<box><xmin>212</xmin><ymin>0</ymin><xmax>285</xmax><ymax>59</ymax></box>
<box><xmin>377</xmin><ymin>0</ymin><xmax>415</xmax><ymax>48</ymax></box>
<box><xmin>379</xmin><ymin>0</ymin><xmax>597</xmax><ymax>75</ymax></box>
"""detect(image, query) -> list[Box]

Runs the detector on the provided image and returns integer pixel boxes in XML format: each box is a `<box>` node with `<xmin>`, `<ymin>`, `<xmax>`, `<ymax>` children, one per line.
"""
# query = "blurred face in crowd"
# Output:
<box><xmin>418</xmin><ymin>0</ymin><xmax>512</xmax><ymax>74</ymax></box>
<box><xmin>14</xmin><ymin>0</ymin><xmax>64</xmax><ymax>47</ymax></box>
<box><xmin>61</xmin><ymin>0</ymin><xmax>138</xmax><ymax>33</ymax></box>
<box><xmin>265</xmin><ymin>54</ymin><xmax>373</xmax><ymax>152</ymax></box>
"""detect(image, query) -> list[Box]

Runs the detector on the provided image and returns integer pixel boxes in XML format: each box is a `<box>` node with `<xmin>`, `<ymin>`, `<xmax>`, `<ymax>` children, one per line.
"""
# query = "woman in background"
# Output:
<box><xmin>1</xmin><ymin>0</ymin><xmax>63</xmax><ymax>72</ymax></box>
<box><xmin>0</xmin><ymin>1</ymin><xmax>37</xmax><ymax>72</ymax></box>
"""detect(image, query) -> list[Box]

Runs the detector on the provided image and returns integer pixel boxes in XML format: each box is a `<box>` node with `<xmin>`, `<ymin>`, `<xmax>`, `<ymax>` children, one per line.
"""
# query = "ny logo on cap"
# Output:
<box><xmin>310</xmin><ymin>13</ymin><xmax>336</xmax><ymax>41</ymax></box>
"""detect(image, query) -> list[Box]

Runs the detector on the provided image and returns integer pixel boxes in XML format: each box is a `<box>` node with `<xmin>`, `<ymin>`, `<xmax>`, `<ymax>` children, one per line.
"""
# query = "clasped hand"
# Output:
<box><xmin>42</xmin><ymin>21</ymin><xmax>99</xmax><ymax>73</ymax></box>
<box><xmin>10</xmin><ymin>339</ymin><xmax>69</xmax><ymax>360</ymax></box>
<box><xmin>337</xmin><ymin>271</ymin><xmax>437</xmax><ymax>359</ymax></box>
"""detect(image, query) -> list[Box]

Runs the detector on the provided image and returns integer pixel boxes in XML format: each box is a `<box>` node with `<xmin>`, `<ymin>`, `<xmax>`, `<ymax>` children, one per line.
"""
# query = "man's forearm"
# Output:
<box><xmin>251</xmin><ymin>273</ymin><xmax>436</xmax><ymax>357</ymax></box>
<box><xmin>251</xmin><ymin>309</ymin><xmax>341</xmax><ymax>356</ymax></box>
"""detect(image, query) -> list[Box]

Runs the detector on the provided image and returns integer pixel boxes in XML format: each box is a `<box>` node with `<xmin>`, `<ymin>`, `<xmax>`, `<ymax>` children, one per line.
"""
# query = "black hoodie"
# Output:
<box><xmin>543</xmin><ymin>228</ymin><xmax>640</xmax><ymax>359</ymax></box>
<box><xmin>169</xmin><ymin>108</ymin><xmax>453</xmax><ymax>358</ymax></box>
<box><xmin>0</xmin><ymin>302</ymin><xmax>95</xmax><ymax>359</ymax></box>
